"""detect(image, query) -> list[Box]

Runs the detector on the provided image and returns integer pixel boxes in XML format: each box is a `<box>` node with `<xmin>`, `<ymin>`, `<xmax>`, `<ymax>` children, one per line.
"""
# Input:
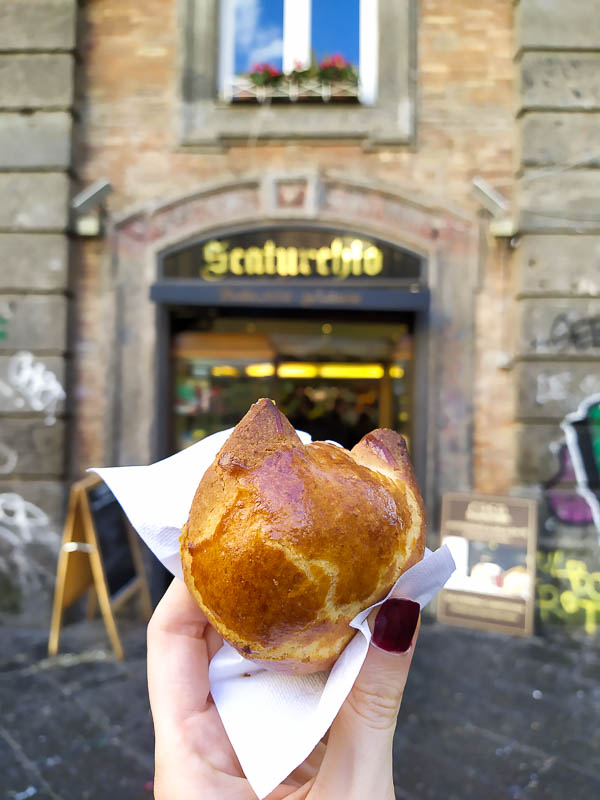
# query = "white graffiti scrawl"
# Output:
<box><xmin>0</xmin><ymin>351</ymin><xmax>65</xmax><ymax>425</ymax></box>
<box><xmin>0</xmin><ymin>442</ymin><xmax>18</xmax><ymax>474</ymax></box>
<box><xmin>536</xmin><ymin>371</ymin><xmax>571</xmax><ymax>405</ymax></box>
<box><xmin>0</xmin><ymin>493</ymin><xmax>60</xmax><ymax>609</ymax></box>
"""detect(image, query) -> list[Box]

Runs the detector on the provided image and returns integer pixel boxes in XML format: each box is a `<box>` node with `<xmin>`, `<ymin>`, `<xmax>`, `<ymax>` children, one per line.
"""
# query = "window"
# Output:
<box><xmin>180</xmin><ymin>0</ymin><xmax>415</xmax><ymax>147</ymax></box>
<box><xmin>219</xmin><ymin>0</ymin><xmax>377</xmax><ymax>104</ymax></box>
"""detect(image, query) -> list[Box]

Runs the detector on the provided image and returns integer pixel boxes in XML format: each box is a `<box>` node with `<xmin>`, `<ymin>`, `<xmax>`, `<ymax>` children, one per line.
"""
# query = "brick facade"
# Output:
<box><xmin>2</xmin><ymin>0</ymin><xmax>598</xmax><ymax>633</ymax></box>
<box><xmin>73</xmin><ymin>0</ymin><xmax>515</xmax><ymax>478</ymax></box>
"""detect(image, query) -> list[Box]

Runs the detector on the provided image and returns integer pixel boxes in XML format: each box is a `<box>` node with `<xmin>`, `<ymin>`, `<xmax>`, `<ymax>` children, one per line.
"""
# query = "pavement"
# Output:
<box><xmin>1</xmin><ymin>615</ymin><xmax>599</xmax><ymax>800</ymax></box>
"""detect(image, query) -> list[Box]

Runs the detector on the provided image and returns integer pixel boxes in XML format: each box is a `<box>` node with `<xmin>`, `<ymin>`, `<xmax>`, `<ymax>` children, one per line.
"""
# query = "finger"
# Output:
<box><xmin>285</xmin><ymin>740</ymin><xmax>326</xmax><ymax>786</ymax></box>
<box><xmin>263</xmin><ymin>778</ymin><xmax>315</xmax><ymax>800</ymax></box>
<box><xmin>147</xmin><ymin>578</ymin><xmax>217</xmax><ymax>732</ymax></box>
<box><xmin>348</xmin><ymin>597</ymin><xmax>421</xmax><ymax>732</ymax></box>
<box><xmin>313</xmin><ymin>597</ymin><xmax>420</xmax><ymax>800</ymax></box>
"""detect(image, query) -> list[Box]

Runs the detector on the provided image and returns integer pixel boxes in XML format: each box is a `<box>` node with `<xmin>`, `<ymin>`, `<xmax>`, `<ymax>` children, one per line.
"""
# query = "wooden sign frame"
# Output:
<box><xmin>48</xmin><ymin>474</ymin><xmax>153</xmax><ymax>659</ymax></box>
<box><xmin>436</xmin><ymin>492</ymin><xmax>538</xmax><ymax>637</ymax></box>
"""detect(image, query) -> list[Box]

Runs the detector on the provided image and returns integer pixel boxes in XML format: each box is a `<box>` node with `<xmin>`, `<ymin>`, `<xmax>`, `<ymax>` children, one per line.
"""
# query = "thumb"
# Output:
<box><xmin>312</xmin><ymin>598</ymin><xmax>420</xmax><ymax>799</ymax></box>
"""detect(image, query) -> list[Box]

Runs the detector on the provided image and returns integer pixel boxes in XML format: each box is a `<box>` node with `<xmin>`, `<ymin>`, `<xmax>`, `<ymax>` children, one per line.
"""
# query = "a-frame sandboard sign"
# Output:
<box><xmin>48</xmin><ymin>474</ymin><xmax>152</xmax><ymax>660</ymax></box>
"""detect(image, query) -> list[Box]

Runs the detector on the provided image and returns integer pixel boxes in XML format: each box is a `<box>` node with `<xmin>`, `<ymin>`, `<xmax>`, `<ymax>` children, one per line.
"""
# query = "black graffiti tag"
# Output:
<box><xmin>548</xmin><ymin>313</ymin><xmax>600</xmax><ymax>351</ymax></box>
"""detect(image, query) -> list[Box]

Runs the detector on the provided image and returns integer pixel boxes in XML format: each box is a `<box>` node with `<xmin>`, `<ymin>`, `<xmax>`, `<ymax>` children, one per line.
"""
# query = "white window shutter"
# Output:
<box><xmin>359</xmin><ymin>0</ymin><xmax>378</xmax><ymax>104</ymax></box>
<box><xmin>283</xmin><ymin>0</ymin><xmax>311</xmax><ymax>72</ymax></box>
<box><xmin>218</xmin><ymin>0</ymin><xmax>236</xmax><ymax>99</ymax></box>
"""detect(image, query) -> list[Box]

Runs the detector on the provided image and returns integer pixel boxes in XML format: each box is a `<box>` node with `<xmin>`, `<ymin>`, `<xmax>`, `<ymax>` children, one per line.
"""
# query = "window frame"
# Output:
<box><xmin>218</xmin><ymin>0</ymin><xmax>377</xmax><ymax>106</ymax></box>
<box><xmin>179</xmin><ymin>0</ymin><xmax>416</xmax><ymax>148</ymax></box>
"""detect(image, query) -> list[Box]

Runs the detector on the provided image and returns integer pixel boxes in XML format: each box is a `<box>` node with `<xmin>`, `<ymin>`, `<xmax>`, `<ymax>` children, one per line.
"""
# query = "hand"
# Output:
<box><xmin>147</xmin><ymin>579</ymin><xmax>420</xmax><ymax>800</ymax></box>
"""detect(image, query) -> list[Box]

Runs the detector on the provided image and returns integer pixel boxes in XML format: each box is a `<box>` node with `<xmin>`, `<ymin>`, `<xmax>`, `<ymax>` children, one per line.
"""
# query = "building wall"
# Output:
<box><xmin>0</xmin><ymin>1</ymin><xmax>75</xmax><ymax>618</ymax></box>
<box><xmin>2</xmin><ymin>0</ymin><xmax>596</xmax><ymax>634</ymax></box>
<box><xmin>73</xmin><ymin>0</ymin><xmax>516</xmax><ymax>487</ymax></box>
<box><xmin>514</xmin><ymin>0</ymin><xmax>600</xmax><ymax>635</ymax></box>
<box><xmin>70</xmin><ymin>0</ymin><xmax>516</xmax><ymax>556</ymax></box>
<box><xmin>72</xmin><ymin>0</ymin><xmax>600</xmax><ymax>635</ymax></box>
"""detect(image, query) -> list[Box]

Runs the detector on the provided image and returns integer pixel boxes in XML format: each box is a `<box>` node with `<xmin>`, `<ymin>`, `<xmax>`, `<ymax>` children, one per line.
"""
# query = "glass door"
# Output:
<box><xmin>170</xmin><ymin>313</ymin><xmax>415</xmax><ymax>452</ymax></box>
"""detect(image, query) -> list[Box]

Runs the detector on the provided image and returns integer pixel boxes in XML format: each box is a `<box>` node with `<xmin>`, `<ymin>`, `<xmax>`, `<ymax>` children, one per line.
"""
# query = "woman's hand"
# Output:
<box><xmin>147</xmin><ymin>579</ymin><xmax>420</xmax><ymax>800</ymax></box>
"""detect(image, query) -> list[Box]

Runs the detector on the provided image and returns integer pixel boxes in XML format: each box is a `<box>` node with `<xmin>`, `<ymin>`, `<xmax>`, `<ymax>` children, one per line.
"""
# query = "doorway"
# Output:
<box><xmin>168</xmin><ymin>308</ymin><xmax>416</xmax><ymax>453</ymax></box>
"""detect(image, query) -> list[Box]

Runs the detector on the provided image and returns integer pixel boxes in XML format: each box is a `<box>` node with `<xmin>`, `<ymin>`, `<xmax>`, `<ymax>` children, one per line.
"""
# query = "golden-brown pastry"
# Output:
<box><xmin>180</xmin><ymin>398</ymin><xmax>426</xmax><ymax>673</ymax></box>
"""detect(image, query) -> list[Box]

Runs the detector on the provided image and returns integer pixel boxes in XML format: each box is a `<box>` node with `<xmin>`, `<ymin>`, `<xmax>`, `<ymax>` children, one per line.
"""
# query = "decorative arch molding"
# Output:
<box><xmin>110</xmin><ymin>172</ymin><xmax>479</xmax><ymax>534</ymax></box>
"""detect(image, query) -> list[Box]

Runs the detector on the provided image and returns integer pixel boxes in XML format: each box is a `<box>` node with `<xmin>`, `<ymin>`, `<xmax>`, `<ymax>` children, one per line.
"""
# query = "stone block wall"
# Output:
<box><xmin>2</xmin><ymin>0</ymin><xmax>596</xmax><ymax>637</ymax></box>
<box><xmin>0</xmin><ymin>0</ymin><xmax>76</xmax><ymax>619</ymax></box>
<box><xmin>515</xmin><ymin>0</ymin><xmax>600</xmax><ymax>634</ymax></box>
<box><xmin>73</xmin><ymin>0</ymin><xmax>516</xmax><ymax>494</ymax></box>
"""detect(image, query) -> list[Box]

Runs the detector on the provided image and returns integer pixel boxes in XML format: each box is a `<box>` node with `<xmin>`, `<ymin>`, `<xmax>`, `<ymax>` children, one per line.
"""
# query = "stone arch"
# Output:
<box><xmin>111</xmin><ymin>172</ymin><xmax>479</xmax><ymax>532</ymax></box>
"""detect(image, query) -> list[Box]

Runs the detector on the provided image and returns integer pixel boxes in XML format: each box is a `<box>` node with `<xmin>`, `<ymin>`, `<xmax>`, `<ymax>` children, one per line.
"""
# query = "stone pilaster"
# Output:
<box><xmin>0</xmin><ymin>0</ymin><xmax>76</xmax><ymax>618</ymax></box>
<box><xmin>514</xmin><ymin>0</ymin><xmax>600</xmax><ymax>633</ymax></box>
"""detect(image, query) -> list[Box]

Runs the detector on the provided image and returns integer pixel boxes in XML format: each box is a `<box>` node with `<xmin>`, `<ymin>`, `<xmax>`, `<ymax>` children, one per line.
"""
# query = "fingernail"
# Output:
<box><xmin>372</xmin><ymin>598</ymin><xmax>420</xmax><ymax>653</ymax></box>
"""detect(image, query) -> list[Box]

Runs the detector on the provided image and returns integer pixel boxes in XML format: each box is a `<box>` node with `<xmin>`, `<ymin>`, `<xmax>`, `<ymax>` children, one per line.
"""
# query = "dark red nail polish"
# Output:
<box><xmin>372</xmin><ymin>598</ymin><xmax>420</xmax><ymax>653</ymax></box>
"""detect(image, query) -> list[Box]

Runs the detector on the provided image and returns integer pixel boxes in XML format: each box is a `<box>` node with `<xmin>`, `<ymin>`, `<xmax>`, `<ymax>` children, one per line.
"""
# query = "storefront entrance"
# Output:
<box><xmin>151</xmin><ymin>225</ymin><xmax>431</xmax><ymax>478</ymax></box>
<box><xmin>170</xmin><ymin>308</ymin><xmax>415</xmax><ymax>452</ymax></box>
<box><xmin>113</xmin><ymin>180</ymin><xmax>478</xmax><ymax>600</ymax></box>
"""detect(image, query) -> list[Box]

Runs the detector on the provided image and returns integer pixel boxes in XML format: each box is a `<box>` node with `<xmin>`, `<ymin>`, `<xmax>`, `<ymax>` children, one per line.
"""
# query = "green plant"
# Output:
<box><xmin>247</xmin><ymin>62</ymin><xmax>283</xmax><ymax>87</ymax></box>
<box><xmin>317</xmin><ymin>53</ymin><xmax>358</xmax><ymax>84</ymax></box>
<box><xmin>288</xmin><ymin>60</ymin><xmax>313</xmax><ymax>83</ymax></box>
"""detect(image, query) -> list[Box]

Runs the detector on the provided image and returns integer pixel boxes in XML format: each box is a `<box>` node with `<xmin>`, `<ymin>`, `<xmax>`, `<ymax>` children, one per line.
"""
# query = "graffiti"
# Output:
<box><xmin>0</xmin><ymin>325</ymin><xmax>62</xmax><ymax>614</ymax></box>
<box><xmin>543</xmin><ymin>395</ymin><xmax>600</xmax><ymax>533</ymax></box>
<box><xmin>0</xmin><ymin>299</ymin><xmax>13</xmax><ymax>341</ymax></box>
<box><xmin>545</xmin><ymin>444</ymin><xmax>595</xmax><ymax>526</ymax></box>
<box><xmin>536</xmin><ymin>371</ymin><xmax>570</xmax><ymax>405</ymax></box>
<box><xmin>561</xmin><ymin>394</ymin><xmax>600</xmax><ymax>533</ymax></box>
<box><xmin>0</xmin><ymin>493</ymin><xmax>50</xmax><ymax>540</ymax></box>
<box><xmin>532</xmin><ymin>313</ymin><xmax>600</xmax><ymax>352</ymax></box>
<box><xmin>537</xmin><ymin>550</ymin><xmax>600</xmax><ymax>635</ymax></box>
<box><xmin>535</xmin><ymin>372</ymin><xmax>600</xmax><ymax>408</ymax></box>
<box><xmin>0</xmin><ymin>351</ymin><xmax>65</xmax><ymax>425</ymax></box>
<box><xmin>0</xmin><ymin>493</ymin><xmax>59</xmax><ymax>611</ymax></box>
<box><xmin>0</xmin><ymin>442</ymin><xmax>18</xmax><ymax>475</ymax></box>
<box><xmin>547</xmin><ymin>313</ymin><xmax>600</xmax><ymax>351</ymax></box>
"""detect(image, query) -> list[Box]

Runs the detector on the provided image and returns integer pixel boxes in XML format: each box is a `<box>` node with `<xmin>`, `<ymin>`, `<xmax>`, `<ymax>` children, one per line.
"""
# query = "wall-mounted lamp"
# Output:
<box><xmin>71</xmin><ymin>179</ymin><xmax>113</xmax><ymax>237</ymax></box>
<box><xmin>471</xmin><ymin>177</ymin><xmax>517</xmax><ymax>239</ymax></box>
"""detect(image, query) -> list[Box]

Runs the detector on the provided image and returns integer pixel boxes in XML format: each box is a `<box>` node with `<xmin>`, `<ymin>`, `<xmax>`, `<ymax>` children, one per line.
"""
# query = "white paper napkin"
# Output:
<box><xmin>91</xmin><ymin>428</ymin><xmax>455</xmax><ymax>799</ymax></box>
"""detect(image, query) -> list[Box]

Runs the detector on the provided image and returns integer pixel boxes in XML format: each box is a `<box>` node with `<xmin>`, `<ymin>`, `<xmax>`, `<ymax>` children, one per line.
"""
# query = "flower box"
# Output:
<box><xmin>226</xmin><ymin>55</ymin><xmax>360</xmax><ymax>105</ymax></box>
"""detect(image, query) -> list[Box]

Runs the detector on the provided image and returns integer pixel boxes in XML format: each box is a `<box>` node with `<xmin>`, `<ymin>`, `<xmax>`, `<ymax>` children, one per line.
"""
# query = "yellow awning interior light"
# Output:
<box><xmin>277</xmin><ymin>363</ymin><xmax>319</xmax><ymax>379</ymax></box>
<box><xmin>245</xmin><ymin>362</ymin><xmax>276</xmax><ymax>378</ymax></box>
<box><xmin>319</xmin><ymin>363</ymin><xmax>385</xmax><ymax>380</ymax></box>
<box><xmin>211</xmin><ymin>365</ymin><xmax>240</xmax><ymax>377</ymax></box>
<box><xmin>276</xmin><ymin>363</ymin><xmax>384</xmax><ymax>380</ymax></box>
<box><xmin>212</xmin><ymin>362</ymin><xmax>391</xmax><ymax>381</ymax></box>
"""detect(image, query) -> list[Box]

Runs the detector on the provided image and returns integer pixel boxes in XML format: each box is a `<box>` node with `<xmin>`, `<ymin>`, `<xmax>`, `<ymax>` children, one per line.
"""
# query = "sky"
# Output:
<box><xmin>234</xmin><ymin>0</ymin><xmax>360</xmax><ymax>74</ymax></box>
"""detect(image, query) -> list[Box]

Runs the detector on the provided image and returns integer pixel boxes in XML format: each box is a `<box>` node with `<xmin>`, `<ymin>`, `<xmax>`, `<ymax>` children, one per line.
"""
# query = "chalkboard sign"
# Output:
<box><xmin>48</xmin><ymin>475</ymin><xmax>152</xmax><ymax>659</ymax></box>
<box><xmin>87</xmin><ymin>482</ymin><xmax>137</xmax><ymax>597</ymax></box>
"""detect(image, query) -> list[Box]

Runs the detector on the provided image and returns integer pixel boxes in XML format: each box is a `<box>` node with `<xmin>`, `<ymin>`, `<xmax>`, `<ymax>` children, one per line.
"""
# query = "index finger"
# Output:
<box><xmin>147</xmin><ymin>578</ymin><xmax>221</xmax><ymax>731</ymax></box>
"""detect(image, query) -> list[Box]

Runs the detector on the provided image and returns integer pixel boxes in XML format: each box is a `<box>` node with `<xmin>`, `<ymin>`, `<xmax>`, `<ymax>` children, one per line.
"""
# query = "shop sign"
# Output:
<box><xmin>437</xmin><ymin>493</ymin><xmax>538</xmax><ymax>636</ymax></box>
<box><xmin>161</xmin><ymin>228</ymin><xmax>423</xmax><ymax>283</ymax></box>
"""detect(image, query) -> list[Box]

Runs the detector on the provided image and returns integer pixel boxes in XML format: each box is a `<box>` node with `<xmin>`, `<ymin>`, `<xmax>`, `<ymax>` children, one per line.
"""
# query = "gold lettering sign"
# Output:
<box><xmin>200</xmin><ymin>238</ymin><xmax>383</xmax><ymax>282</ymax></box>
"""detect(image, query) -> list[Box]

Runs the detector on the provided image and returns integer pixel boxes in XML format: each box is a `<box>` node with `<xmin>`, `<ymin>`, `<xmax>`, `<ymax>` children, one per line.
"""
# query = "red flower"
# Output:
<box><xmin>247</xmin><ymin>61</ymin><xmax>283</xmax><ymax>87</ymax></box>
<box><xmin>319</xmin><ymin>53</ymin><xmax>349</xmax><ymax>69</ymax></box>
<box><xmin>251</xmin><ymin>62</ymin><xmax>281</xmax><ymax>76</ymax></box>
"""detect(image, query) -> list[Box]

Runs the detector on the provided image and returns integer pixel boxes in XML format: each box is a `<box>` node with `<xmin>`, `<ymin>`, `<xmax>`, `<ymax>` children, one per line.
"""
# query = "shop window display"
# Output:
<box><xmin>171</xmin><ymin>316</ymin><xmax>413</xmax><ymax>453</ymax></box>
